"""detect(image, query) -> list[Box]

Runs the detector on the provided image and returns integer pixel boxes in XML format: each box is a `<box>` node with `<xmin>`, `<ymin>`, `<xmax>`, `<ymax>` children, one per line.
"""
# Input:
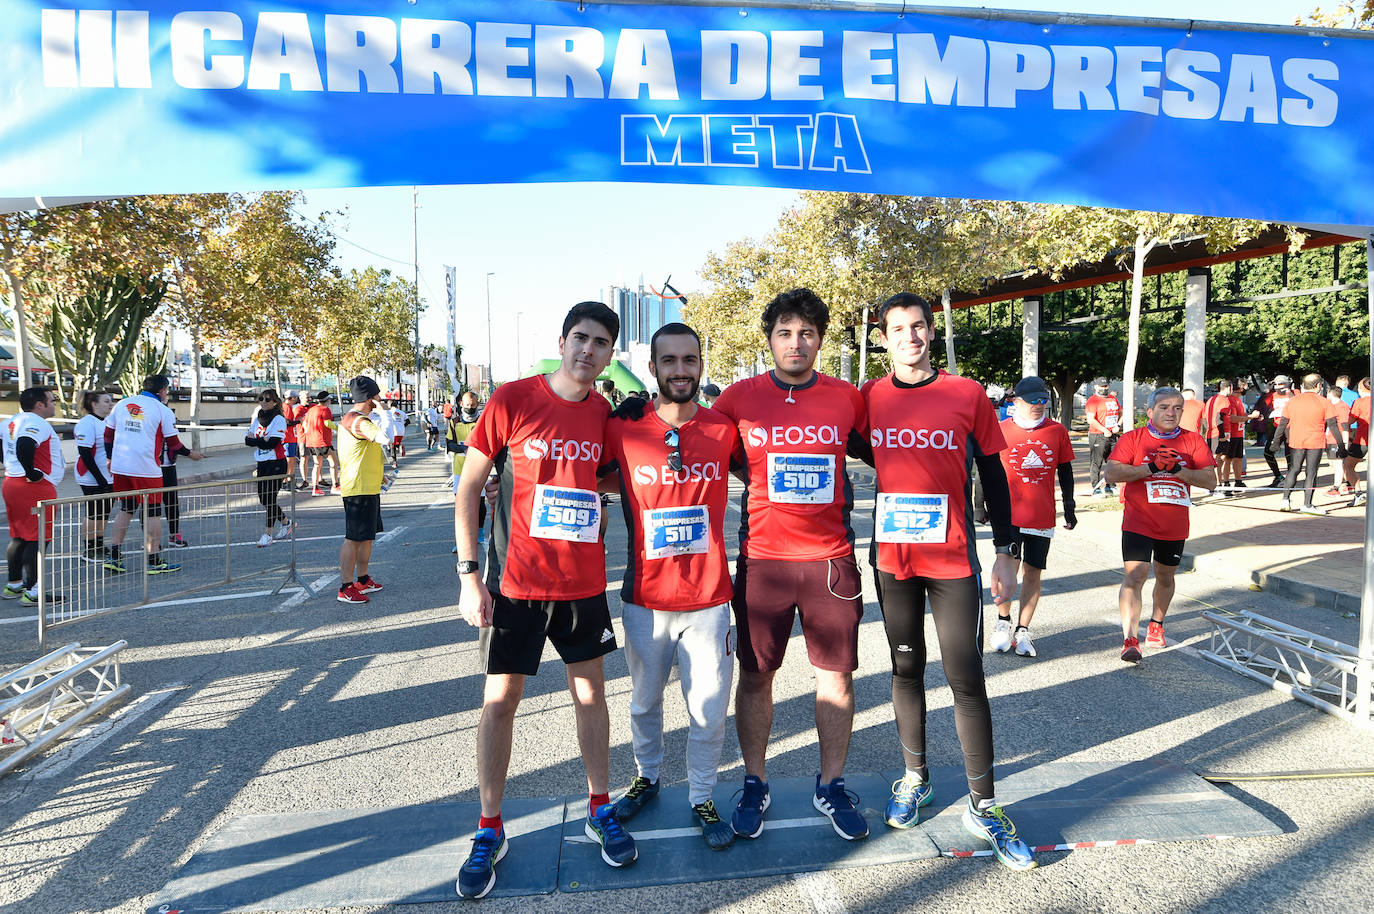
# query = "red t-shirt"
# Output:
<box><xmin>1351</xmin><ymin>397</ymin><xmax>1371</xmax><ymax>446</ymax></box>
<box><xmin>1109</xmin><ymin>427</ymin><xmax>1216</xmax><ymax>541</ymax></box>
<box><xmin>713</xmin><ymin>371</ymin><xmax>866</xmax><ymax>562</ymax></box>
<box><xmin>998</xmin><ymin>418</ymin><xmax>1074</xmax><ymax>531</ymax></box>
<box><xmin>1326</xmin><ymin>399</ymin><xmax>1351</xmax><ymax>445</ymax></box>
<box><xmin>300</xmin><ymin>404</ymin><xmax>333</xmax><ymax>448</ymax></box>
<box><xmin>604</xmin><ymin>407</ymin><xmax>741</xmax><ymax>612</ymax></box>
<box><xmin>1180</xmin><ymin>399</ymin><xmax>1206</xmax><ymax>436</ymax></box>
<box><xmin>1284</xmin><ymin>391</ymin><xmax>1333</xmax><ymax>450</ymax></box>
<box><xmin>1085</xmin><ymin>394</ymin><xmax>1122</xmax><ymax>435</ymax></box>
<box><xmin>1204</xmin><ymin>394</ymin><xmax>1245</xmax><ymax>439</ymax></box>
<box><xmin>282</xmin><ymin>403</ymin><xmax>300</xmax><ymax>444</ymax></box>
<box><xmin>862</xmin><ymin>372</ymin><xmax>1006</xmax><ymax>580</ymax></box>
<box><xmin>466</xmin><ymin>374</ymin><xmax>611</xmax><ymax>601</ymax></box>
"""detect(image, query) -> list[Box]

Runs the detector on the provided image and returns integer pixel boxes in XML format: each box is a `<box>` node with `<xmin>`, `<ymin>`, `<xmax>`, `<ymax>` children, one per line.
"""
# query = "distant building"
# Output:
<box><xmin>606</xmin><ymin>279</ymin><xmax>685</xmax><ymax>390</ymax></box>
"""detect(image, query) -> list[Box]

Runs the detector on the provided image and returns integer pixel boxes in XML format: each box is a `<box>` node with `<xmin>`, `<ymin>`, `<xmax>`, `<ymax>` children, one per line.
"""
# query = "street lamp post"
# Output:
<box><xmin>485</xmin><ymin>271</ymin><xmax>496</xmax><ymax>395</ymax></box>
<box><xmin>413</xmin><ymin>187</ymin><xmax>421</xmax><ymax>412</ymax></box>
<box><xmin>515</xmin><ymin>311</ymin><xmax>524</xmax><ymax>379</ymax></box>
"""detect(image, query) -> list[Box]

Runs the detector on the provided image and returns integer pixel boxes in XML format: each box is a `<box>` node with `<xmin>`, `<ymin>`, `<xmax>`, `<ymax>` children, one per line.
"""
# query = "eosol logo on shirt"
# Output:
<box><xmin>748</xmin><ymin>425</ymin><xmax>840</xmax><ymax>448</ymax></box>
<box><xmin>523</xmin><ymin>437</ymin><xmax>601</xmax><ymax>463</ymax></box>
<box><xmin>633</xmin><ymin>462</ymin><xmax>723</xmax><ymax>486</ymax></box>
<box><xmin>870</xmin><ymin>427</ymin><xmax>961</xmax><ymax>451</ymax></box>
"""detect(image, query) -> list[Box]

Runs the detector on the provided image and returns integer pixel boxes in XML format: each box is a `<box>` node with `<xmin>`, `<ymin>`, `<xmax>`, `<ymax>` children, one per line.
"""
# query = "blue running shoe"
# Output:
<box><xmin>147</xmin><ymin>558</ymin><xmax>181</xmax><ymax>575</ymax></box>
<box><xmin>456</xmin><ymin>827</ymin><xmax>507</xmax><ymax>899</ymax></box>
<box><xmin>585</xmin><ymin>804</ymin><xmax>637</xmax><ymax>867</ymax></box>
<box><xmin>962</xmin><ymin>801</ymin><xmax>1037</xmax><ymax>871</ymax></box>
<box><xmin>731</xmin><ymin>775</ymin><xmax>770</xmax><ymax>838</ymax></box>
<box><xmin>885</xmin><ymin>775</ymin><xmax>933</xmax><ymax>829</ymax></box>
<box><xmin>813</xmin><ymin>775</ymin><xmax>869</xmax><ymax>840</ymax></box>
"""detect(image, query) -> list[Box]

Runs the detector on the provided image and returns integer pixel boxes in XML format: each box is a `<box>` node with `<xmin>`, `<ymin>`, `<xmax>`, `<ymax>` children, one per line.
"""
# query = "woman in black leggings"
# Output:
<box><xmin>246</xmin><ymin>389</ymin><xmax>290</xmax><ymax>547</ymax></box>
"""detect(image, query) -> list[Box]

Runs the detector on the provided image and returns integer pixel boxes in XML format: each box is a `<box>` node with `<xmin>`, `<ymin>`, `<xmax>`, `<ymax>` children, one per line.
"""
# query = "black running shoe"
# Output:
<box><xmin>611</xmin><ymin>776</ymin><xmax>659</xmax><ymax>821</ymax></box>
<box><xmin>693</xmin><ymin>799</ymin><xmax>735</xmax><ymax>850</ymax></box>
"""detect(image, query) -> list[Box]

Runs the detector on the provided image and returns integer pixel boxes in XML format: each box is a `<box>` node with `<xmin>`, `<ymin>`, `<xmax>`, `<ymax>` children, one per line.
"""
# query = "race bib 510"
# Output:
<box><xmin>767</xmin><ymin>453</ymin><xmax>835</xmax><ymax>505</ymax></box>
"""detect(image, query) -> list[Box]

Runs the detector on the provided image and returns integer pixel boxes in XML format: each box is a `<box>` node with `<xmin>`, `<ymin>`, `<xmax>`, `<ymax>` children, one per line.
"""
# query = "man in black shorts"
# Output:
<box><xmin>1105</xmin><ymin>388</ymin><xmax>1217</xmax><ymax>660</ymax></box>
<box><xmin>335</xmin><ymin>377</ymin><xmax>393</xmax><ymax>604</ymax></box>
<box><xmin>454</xmin><ymin>302</ymin><xmax>636</xmax><ymax>898</ymax></box>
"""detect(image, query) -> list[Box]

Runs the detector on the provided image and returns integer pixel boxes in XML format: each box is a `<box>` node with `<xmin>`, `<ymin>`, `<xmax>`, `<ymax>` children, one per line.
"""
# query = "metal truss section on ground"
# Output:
<box><xmin>0</xmin><ymin>641</ymin><xmax>129</xmax><ymax>777</ymax></box>
<box><xmin>36</xmin><ymin>475</ymin><xmax>302</xmax><ymax>646</ymax></box>
<box><xmin>1200</xmin><ymin>610</ymin><xmax>1373</xmax><ymax>730</ymax></box>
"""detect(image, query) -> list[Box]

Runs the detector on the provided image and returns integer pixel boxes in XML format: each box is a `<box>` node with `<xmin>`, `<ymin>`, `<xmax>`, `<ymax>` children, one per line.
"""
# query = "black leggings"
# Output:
<box><xmin>161</xmin><ymin>465</ymin><xmax>181</xmax><ymax>536</ymax></box>
<box><xmin>1282</xmin><ymin>448</ymin><xmax>1323</xmax><ymax>505</ymax></box>
<box><xmin>256</xmin><ymin>459</ymin><xmax>287</xmax><ymax>529</ymax></box>
<box><xmin>1264</xmin><ymin>423</ymin><xmax>1291</xmax><ymax>478</ymax></box>
<box><xmin>876</xmin><ymin>571</ymin><xmax>995</xmax><ymax>803</ymax></box>
<box><xmin>6</xmin><ymin>538</ymin><xmax>38</xmax><ymax>589</ymax></box>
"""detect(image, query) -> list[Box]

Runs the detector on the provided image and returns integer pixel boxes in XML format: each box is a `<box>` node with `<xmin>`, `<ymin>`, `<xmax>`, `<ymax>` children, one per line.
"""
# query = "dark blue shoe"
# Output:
<box><xmin>885</xmin><ymin>775</ymin><xmax>933</xmax><ymax>829</ymax></box>
<box><xmin>456</xmin><ymin>827</ymin><xmax>507</xmax><ymax>899</ymax></box>
<box><xmin>612</xmin><ymin>776</ymin><xmax>659</xmax><ymax>821</ymax></box>
<box><xmin>585</xmin><ymin>804</ymin><xmax>637</xmax><ymax>867</ymax></box>
<box><xmin>813</xmin><ymin>775</ymin><xmax>869</xmax><ymax>840</ymax></box>
<box><xmin>963</xmin><ymin>801</ymin><xmax>1037</xmax><ymax>871</ymax></box>
<box><xmin>731</xmin><ymin>775</ymin><xmax>770</xmax><ymax>838</ymax></box>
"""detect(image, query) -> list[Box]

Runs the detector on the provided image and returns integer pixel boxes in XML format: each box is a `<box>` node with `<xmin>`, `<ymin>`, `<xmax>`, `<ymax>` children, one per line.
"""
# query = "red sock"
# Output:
<box><xmin>478</xmin><ymin>814</ymin><xmax>502</xmax><ymax>832</ymax></box>
<box><xmin>589</xmin><ymin>793</ymin><xmax>610</xmax><ymax>816</ymax></box>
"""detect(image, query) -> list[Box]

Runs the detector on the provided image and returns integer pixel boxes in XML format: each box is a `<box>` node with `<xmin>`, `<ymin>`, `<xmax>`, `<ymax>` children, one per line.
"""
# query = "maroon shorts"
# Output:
<box><xmin>732</xmin><ymin>554</ymin><xmax>863</xmax><ymax>673</ymax></box>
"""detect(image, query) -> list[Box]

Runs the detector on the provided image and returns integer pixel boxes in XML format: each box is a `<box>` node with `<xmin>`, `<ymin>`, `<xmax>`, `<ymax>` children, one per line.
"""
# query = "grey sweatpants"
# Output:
<box><xmin>622</xmin><ymin>601</ymin><xmax>734</xmax><ymax>806</ymax></box>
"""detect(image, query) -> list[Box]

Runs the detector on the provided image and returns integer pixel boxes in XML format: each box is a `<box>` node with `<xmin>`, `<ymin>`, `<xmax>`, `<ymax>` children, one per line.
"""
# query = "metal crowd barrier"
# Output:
<box><xmin>0</xmin><ymin>641</ymin><xmax>129</xmax><ymax>777</ymax></box>
<box><xmin>34</xmin><ymin>475</ymin><xmax>300</xmax><ymax>647</ymax></box>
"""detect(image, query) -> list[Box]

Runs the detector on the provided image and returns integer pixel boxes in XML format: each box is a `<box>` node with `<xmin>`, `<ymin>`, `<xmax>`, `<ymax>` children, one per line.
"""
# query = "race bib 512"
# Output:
<box><xmin>875</xmin><ymin>492</ymin><xmax>948</xmax><ymax>544</ymax></box>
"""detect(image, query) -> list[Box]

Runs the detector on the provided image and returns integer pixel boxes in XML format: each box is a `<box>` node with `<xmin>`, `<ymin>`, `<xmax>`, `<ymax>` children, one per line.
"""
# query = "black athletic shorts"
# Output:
<box><xmin>1011</xmin><ymin>530</ymin><xmax>1052</xmax><ymax>570</ymax></box>
<box><xmin>1349</xmin><ymin>443</ymin><xmax>1366</xmax><ymax>460</ymax></box>
<box><xmin>342</xmin><ymin>494</ymin><xmax>383</xmax><ymax>541</ymax></box>
<box><xmin>80</xmin><ymin>483</ymin><xmax>114</xmax><ymax>523</ymax></box>
<box><xmin>306</xmin><ymin>446</ymin><xmax>333</xmax><ymax>457</ymax></box>
<box><xmin>1213</xmin><ymin>437</ymin><xmax>1244</xmax><ymax>459</ymax></box>
<box><xmin>1121</xmin><ymin>530</ymin><xmax>1186</xmax><ymax>567</ymax></box>
<box><xmin>479</xmin><ymin>589</ymin><xmax>616</xmax><ymax>676</ymax></box>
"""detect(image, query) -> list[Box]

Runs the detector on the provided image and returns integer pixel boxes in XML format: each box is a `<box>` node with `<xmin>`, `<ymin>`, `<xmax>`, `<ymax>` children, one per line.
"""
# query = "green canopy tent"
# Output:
<box><xmin>522</xmin><ymin>359</ymin><xmax>647</xmax><ymax>394</ymax></box>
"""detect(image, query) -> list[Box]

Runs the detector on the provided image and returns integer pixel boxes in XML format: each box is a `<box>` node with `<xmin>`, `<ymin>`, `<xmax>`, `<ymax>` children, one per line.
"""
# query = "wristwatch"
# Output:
<box><xmin>994</xmin><ymin>543</ymin><xmax>1020</xmax><ymax>559</ymax></box>
<box><xmin>456</xmin><ymin>560</ymin><xmax>480</xmax><ymax>575</ymax></box>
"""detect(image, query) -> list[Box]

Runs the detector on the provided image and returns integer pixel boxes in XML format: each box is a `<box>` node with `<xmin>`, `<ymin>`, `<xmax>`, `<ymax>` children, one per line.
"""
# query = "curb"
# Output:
<box><xmin>1248</xmin><ymin>568</ymin><xmax>1360</xmax><ymax>614</ymax></box>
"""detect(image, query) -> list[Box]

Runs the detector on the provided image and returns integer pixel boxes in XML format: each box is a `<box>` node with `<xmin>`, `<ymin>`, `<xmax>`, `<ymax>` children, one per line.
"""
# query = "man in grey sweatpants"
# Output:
<box><xmin>599</xmin><ymin>322</ymin><xmax>741</xmax><ymax>850</ymax></box>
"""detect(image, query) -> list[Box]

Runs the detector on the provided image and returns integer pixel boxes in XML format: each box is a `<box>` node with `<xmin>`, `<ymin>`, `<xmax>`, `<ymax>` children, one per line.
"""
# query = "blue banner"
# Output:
<box><xmin>2</xmin><ymin>1</ymin><xmax>1372</xmax><ymax>224</ymax></box>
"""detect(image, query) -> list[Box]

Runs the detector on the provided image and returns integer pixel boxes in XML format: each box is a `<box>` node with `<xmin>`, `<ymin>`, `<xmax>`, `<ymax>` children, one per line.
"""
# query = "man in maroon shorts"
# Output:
<box><xmin>712</xmin><ymin>287</ymin><xmax>870</xmax><ymax>842</ymax></box>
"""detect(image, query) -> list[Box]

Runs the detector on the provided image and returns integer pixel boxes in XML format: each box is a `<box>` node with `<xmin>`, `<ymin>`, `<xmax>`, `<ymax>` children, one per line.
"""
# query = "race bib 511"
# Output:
<box><xmin>644</xmin><ymin>505</ymin><xmax>709</xmax><ymax>560</ymax></box>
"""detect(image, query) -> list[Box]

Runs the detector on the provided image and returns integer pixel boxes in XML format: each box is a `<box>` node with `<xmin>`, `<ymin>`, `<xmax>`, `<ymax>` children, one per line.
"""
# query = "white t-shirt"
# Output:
<box><xmin>105</xmin><ymin>393</ymin><xmax>180</xmax><ymax>478</ymax></box>
<box><xmin>426</xmin><ymin>406</ymin><xmax>439</xmax><ymax>427</ymax></box>
<box><xmin>390</xmin><ymin>407</ymin><xmax>407</xmax><ymax>437</ymax></box>
<box><xmin>74</xmin><ymin>413</ymin><xmax>109</xmax><ymax>486</ymax></box>
<box><xmin>3</xmin><ymin>411</ymin><xmax>66</xmax><ymax>485</ymax></box>
<box><xmin>251</xmin><ymin>412</ymin><xmax>288</xmax><ymax>462</ymax></box>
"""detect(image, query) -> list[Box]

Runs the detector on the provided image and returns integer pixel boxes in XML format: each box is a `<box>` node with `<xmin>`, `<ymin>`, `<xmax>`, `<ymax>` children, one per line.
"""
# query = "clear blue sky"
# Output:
<box><xmin>301</xmin><ymin>0</ymin><xmax>1322</xmax><ymax>385</ymax></box>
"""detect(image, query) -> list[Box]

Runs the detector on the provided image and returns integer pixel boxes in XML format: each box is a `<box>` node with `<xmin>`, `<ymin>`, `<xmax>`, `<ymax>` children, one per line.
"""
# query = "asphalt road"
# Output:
<box><xmin>0</xmin><ymin>445</ymin><xmax>1371</xmax><ymax>914</ymax></box>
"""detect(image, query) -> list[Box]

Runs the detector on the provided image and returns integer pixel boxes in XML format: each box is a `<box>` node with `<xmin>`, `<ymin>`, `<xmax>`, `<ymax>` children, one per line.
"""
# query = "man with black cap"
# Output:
<box><xmin>991</xmin><ymin>377</ymin><xmax>1076</xmax><ymax>659</ymax></box>
<box><xmin>700</xmin><ymin>382</ymin><xmax>721</xmax><ymax>408</ymax></box>
<box><xmin>335</xmin><ymin>376</ymin><xmax>393</xmax><ymax>604</ymax></box>
<box><xmin>1084</xmin><ymin>377</ymin><xmax>1122</xmax><ymax>497</ymax></box>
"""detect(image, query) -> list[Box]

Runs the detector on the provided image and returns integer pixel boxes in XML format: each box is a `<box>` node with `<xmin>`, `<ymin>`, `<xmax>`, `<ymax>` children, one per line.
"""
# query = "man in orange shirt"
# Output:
<box><xmin>1343</xmin><ymin>378</ymin><xmax>1370</xmax><ymax>507</ymax></box>
<box><xmin>1180</xmin><ymin>389</ymin><xmax>1206</xmax><ymax>437</ymax></box>
<box><xmin>1084</xmin><ymin>378</ymin><xmax>1122</xmax><ymax>496</ymax></box>
<box><xmin>1278</xmin><ymin>374</ymin><xmax>1343</xmax><ymax>515</ymax></box>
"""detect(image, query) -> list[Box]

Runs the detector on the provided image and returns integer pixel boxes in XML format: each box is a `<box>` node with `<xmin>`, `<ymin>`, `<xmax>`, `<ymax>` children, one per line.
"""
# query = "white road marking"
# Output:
<box><xmin>276</xmin><ymin>573</ymin><xmax>338</xmax><ymax>612</ymax></box>
<box><xmin>0</xmin><ymin>614</ymin><xmax>37</xmax><ymax>626</ymax></box>
<box><xmin>792</xmin><ymin>872</ymin><xmax>848</xmax><ymax>914</ymax></box>
<box><xmin>377</xmin><ymin>524</ymin><xmax>408</xmax><ymax>544</ymax></box>
<box><xmin>27</xmin><ymin>684</ymin><xmax>186</xmax><ymax>781</ymax></box>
